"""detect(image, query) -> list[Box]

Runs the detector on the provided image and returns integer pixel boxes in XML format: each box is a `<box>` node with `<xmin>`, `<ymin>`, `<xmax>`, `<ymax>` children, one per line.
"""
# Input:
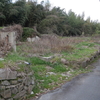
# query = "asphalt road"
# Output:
<box><xmin>37</xmin><ymin>59</ymin><xmax>100</xmax><ymax>100</ymax></box>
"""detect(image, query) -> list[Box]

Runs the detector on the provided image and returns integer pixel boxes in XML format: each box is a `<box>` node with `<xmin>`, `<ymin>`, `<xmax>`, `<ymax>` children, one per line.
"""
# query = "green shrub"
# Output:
<box><xmin>22</xmin><ymin>27</ymin><xmax>37</xmax><ymax>41</ymax></box>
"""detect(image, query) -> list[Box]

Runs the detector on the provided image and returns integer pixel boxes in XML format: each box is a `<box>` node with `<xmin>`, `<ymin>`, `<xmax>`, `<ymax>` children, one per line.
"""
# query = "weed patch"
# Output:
<box><xmin>62</xmin><ymin>42</ymin><xmax>98</xmax><ymax>61</ymax></box>
<box><xmin>51</xmin><ymin>63</ymin><xmax>67</xmax><ymax>72</ymax></box>
<box><xmin>2</xmin><ymin>36</ymin><xmax>100</xmax><ymax>99</ymax></box>
<box><xmin>0</xmin><ymin>61</ymin><xmax>5</xmax><ymax>68</ymax></box>
<box><xmin>30</xmin><ymin>57</ymin><xmax>49</xmax><ymax>65</ymax></box>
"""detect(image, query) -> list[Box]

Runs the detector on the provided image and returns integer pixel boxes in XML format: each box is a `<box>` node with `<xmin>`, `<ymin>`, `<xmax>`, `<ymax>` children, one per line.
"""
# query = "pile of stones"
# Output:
<box><xmin>0</xmin><ymin>67</ymin><xmax>34</xmax><ymax>100</ymax></box>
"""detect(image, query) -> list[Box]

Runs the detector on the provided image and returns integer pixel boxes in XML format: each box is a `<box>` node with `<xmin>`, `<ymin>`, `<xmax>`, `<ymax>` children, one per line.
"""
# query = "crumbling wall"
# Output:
<box><xmin>0</xmin><ymin>31</ymin><xmax>16</xmax><ymax>57</ymax></box>
<box><xmin>0</xmin><ymin>67</ymin><xmax>34</xmax><ymax>100</ymax></box>
<box><xmin>0</xmin><ymin>24</ymin><xmax>23</xmax><ymax>55</ymax></box>
<box><xmin>0</xmin><ymin>34</ymin><xmax>11</xmax><ymax>57</ymax></box>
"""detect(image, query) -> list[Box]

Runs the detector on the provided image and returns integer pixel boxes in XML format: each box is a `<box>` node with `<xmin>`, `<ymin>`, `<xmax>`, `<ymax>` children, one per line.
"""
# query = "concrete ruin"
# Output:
<box><xmin>0</xmin><ymin>31</ymin><xmax>16</xmax><ymax>52</ymax></box>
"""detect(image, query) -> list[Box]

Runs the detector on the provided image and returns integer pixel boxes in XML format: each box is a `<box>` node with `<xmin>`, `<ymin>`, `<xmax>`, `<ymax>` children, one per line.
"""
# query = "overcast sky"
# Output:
<box><xmin>38</xmin><ymin>0</ymin><xmax>100</xmax><ymax>22</ymax></box>
<box><xmin>13</xmin><ymin>0</ymin><xmax>100</xmax><ymax>22</ymax></box>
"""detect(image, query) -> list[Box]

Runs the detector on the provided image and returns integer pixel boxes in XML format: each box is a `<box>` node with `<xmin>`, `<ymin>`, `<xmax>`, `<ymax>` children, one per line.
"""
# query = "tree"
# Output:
<box><xmin>0</xmin><ymin>0</ymin><xmax>12</xmax><ymax>25</ymax></box>
<box><xmin>24</xmin><ymin>0</ymin><xmax>46</xmax><ymax>27</ymax></box>
<box><xmin>0</xmin><ymin>0</ymin><xmax>100</xmax><ymax>37</ymax></box>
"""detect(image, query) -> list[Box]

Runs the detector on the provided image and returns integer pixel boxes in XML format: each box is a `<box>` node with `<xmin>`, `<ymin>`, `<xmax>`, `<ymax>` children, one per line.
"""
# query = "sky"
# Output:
<box><xmin>13</xmin><ymin>0</ymin><xmax>100</xmax><ymax>22</ymax></box>
<box><xmin>38</xmin><ymin>0</ymin><xmax>100</xmax><ymax>22</ymax></box>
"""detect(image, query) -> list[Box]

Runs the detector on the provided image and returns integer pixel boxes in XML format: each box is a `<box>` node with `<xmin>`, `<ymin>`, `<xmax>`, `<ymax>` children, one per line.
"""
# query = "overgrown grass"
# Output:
<box><xmin>0</xmin><ymin>61</ymin><xmax>5</xmax><ymax>68</ymax></box>
<box><xmin>5</xmin><ymin>53</ymin><xmax>26</xmax><ymax>62</ymax></box>
<box><xmin>0</xmin><ymin>27</ymin><xmax>3</xmax><ymax>29</ymax></box>
<box><xmin>30</xmin><ymin>57</ymin><xmax>49</xmax><ymax>65</ymax></box>
<box><xmin>17</xmin><ymin>36</ymin><xmax>91</xmax><ymax>54</ymax></box>
<box><xmin>2</xmin><ymin>36</ymin><xmax>100</xmax><ymax>99</ymax></box>
<box><xmin>62</xmin><ymin>42</ymin><xmax>99</xmax><ymax>61</ymax></box>
<box><xmin>3</xmin><ymin>52</ymin><xmax>93</xmax><ymax>98</ymax></box>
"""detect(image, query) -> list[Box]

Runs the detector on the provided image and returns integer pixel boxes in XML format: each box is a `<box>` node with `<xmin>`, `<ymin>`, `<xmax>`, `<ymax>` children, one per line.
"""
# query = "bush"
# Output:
<box><xmin>22</xmin><ymin>27</ymin><xmax>37</xmax><ymax>41</ymax></box>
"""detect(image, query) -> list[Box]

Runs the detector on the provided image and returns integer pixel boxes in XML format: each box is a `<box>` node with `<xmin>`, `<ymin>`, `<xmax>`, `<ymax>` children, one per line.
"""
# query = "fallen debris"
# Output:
<box><xmin>0</xmin><ymin>58</ymin><xmax>4</xmax><ymax>61</ymax></box>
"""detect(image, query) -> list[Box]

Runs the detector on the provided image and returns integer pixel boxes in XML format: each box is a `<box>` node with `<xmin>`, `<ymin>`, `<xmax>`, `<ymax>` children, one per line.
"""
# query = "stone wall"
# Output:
<box><xmin>0</xmin><ymin>31</ymin><xmax>16</xmax><ymax>52</ymax></box>
<box><xmin>70</xmin><ymin>49</ymin><xmax>100</xmax><ymax>68</ymax></box>
<box><xmin>0</xmin><ymin>67</ymin><xmax>34</xmax><ymax>100</ymax></box>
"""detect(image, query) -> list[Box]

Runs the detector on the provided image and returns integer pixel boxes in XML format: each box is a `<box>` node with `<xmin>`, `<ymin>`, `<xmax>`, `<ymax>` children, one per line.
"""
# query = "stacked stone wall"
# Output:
<box><xmin>0</xmin><ymin>67</ymin><xmax>34</xmax><ymax>100</ymax></box>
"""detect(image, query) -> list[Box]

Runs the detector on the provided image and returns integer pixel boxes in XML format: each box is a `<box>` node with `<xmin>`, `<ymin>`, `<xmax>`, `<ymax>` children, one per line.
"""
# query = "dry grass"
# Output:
<box><xmin>91</xmin><ymin>34</ymin><xmax>100</xmax><ymax>43</ymax></box>
<box><xmin>17</xmin><ymin>35</ymin><xmax>91</xmax><ymax>55</ymax></box>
